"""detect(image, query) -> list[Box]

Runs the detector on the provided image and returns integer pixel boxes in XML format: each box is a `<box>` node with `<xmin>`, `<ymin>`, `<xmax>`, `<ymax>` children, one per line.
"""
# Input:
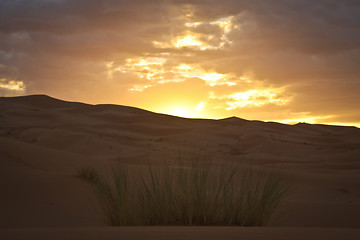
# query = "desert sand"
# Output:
<box><xmin>0</xmin><ymin>95</ymin><xmax>360</xmax><ymax>239</ymax></box>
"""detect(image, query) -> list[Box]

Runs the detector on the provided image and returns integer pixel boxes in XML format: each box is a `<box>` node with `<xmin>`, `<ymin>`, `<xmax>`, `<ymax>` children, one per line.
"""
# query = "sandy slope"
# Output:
<box><xmin>1</xmin><ymin>227</ymin><xmax>360</xmax><ymax>240</ymax></box>
<box><xmin>1</xmin><ymin>95</ymin><xmax>360</xmax><ymax>238</ymax></box>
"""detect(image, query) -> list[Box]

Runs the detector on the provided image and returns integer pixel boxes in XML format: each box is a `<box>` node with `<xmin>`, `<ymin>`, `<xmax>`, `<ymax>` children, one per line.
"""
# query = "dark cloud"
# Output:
<box><xmin>0</xmin><ymin>0</ymin><xmax>169</xmax><ymax>33</ymax></box>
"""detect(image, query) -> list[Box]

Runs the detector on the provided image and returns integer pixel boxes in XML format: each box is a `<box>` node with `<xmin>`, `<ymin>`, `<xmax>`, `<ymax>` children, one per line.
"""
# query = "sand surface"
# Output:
<box><xmin>1</xmin><ymin>227</ymin><xmax>360</xmax><ymax>240</ymax></box>
<box><xmin>1</xmin><ymin>95</ymin><xmax>360</xmax><ymax>239</ymax></box>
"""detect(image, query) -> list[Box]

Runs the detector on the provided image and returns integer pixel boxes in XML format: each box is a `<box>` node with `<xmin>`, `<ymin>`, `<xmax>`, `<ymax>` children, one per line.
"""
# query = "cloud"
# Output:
<box><xmin>0</xmin><ymin>78</ymin><xmax>25</xmax><ymax>96</ymax></box>
<box><xmin>0</xmin><ymin>0</ymin><xmax>359</xmax><ymax>125</ymax></box>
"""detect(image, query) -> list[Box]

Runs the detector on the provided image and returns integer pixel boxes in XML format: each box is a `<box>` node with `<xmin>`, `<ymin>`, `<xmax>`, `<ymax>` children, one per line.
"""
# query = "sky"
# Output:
<box><xmin>1</xmin><ymin>0</ymin><xmax>360</xmax><ymax>126</ymax></box>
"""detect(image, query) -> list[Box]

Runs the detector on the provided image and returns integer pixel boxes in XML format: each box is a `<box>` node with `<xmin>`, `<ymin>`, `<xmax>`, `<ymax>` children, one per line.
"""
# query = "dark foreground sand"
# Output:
<box><xmin>1</xmin><ymin>227</ymin><xmax>360</xmax><ymax>240</ymax></box>
<box><xmin>1</xmin><ymin>95</ymin><xmax>360</xmax><ymax>239</ymax></box>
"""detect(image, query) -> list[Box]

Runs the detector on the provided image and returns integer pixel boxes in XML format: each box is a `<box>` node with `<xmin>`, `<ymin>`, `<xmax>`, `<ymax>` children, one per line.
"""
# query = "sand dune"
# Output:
<box><xmin>1</xmin><ymin>95</ymin><xmax>360</xmax><ymax>239</ymax></box>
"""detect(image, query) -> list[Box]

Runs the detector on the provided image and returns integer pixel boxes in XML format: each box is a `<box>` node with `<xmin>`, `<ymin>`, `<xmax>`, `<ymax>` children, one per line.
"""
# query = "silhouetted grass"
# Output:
<box><xmin>79</xmin><ymin>158</ymin><xmax>290</xmax><ymax>226</ymax></box>
<box><xmin>77</xmin><ymin>166</ymin><xmax>99</xmax><ymax>182</ymax></box>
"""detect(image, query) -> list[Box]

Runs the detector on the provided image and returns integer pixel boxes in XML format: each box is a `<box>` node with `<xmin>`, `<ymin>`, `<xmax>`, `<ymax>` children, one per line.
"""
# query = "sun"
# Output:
<box><xmin>157</xmin><ymin>104</ymin><xmax>207</xmax><ymax>118</ymax></box>
<box><xmin>168</xmin><ymin>107</ymin><xmax>194</xmax><ymax>118</ymax></box>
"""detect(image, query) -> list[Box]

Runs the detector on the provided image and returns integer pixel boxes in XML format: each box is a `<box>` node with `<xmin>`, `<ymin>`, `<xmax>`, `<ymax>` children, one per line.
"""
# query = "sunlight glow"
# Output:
<box><xmin>271</xmin><ymin>115</ymin><xmax>360</xmax><ymax>128</ymax></box>
<box><xmin>103</xmin><ymin>12</ymin><xmax>292</xmax><ymax>121</ymax></box>
<box><xmin>200</xmin><ymin>73</ymin><xmax>226</xmax><ymax>86</ymax></box>
<box><xmin>195</xmin><ymin>102</ymin><xmax>206</xmax><ymax>111</ymax></box>
<box><xmin>210</xmin><ymin>16</ymin><xmax>234</xmax><ymax>34</ymax></box>
<box><xmin>0</xmin><ymin>78</ymin><xmax>25</xmax><ymax>91</ymax></box>
<box><xmin>112</xmin><ymin>57</ymin><xmax>239</xmax><ymax>91</ymax></box>
<box><xmin>113</xmin><ymin>57</ymin><xmax>168</xmax><ymax>89</ymax></box>
<box><xmin>129</xmin><ymin>84</ymin><xmax>152</xmax><ymax>92</ymax></box>
<box><xmin>277</xmin><ymin>116</ymin><xmax>329</xmax><ymax>125</ymax></box>
<box><xmin>210</xmin><ymin>89</ymin><xmax>290</xmax><ymax>110</ymax></box>
<box><xmin>163</xmin><ymin>106</ymin><xmax>205</xmax><ymax>118</ymax></box>
<box><xmin>153</xmin><ymin>15</ymin><xmax>237</xmax><ymax>51</ymax></box>
<box><xmin>153</xmin><ymin>33</ymin><xmax>211</xmax><ymax>51</ymax></box>
<box><xmin>185</xmin><ymin>22</ymin><xmax>202</xmax><ymax>28</ymax></box>
<box><xmin>176</xmin><ymin>64</ymin><xmax>192</xmax><ymax>71</ymax></box>
<box><xmin>170</xmin><ymin>107</ymin><xmax>191</xmax><ymax>118</ymax></box>
<box><xmin>132</xmin><ymin>58</ymin><xmax>166</xmax><ymax>66</ymax></box>
<box><xmin>106</xmin><ymin>61</ymin><xmax>114</xmax><ymax>80</ymax></box>
<box><xmin>173</xmin><ymin>34</ymin><xmax>203</xmax><ymax>48</ymax></box>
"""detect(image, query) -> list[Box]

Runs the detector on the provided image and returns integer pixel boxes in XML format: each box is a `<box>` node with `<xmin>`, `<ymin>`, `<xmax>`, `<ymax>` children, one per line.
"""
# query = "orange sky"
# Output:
<box><xmin>1</xmin><ymin>0</ymin><xmax>360</xmax><ymax>127</ymax></box>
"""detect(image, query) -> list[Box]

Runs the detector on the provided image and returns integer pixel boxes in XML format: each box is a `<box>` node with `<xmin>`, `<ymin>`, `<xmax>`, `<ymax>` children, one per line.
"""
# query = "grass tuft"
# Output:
<box><xmin>80</xmin><ymin>158</ymin><xmax>290</xmax><ymax>226</ymax></box>
<box><xmin>77</xmin><ymin>166</ymin><xmax>99</xmax><ymax>183</ymax></box>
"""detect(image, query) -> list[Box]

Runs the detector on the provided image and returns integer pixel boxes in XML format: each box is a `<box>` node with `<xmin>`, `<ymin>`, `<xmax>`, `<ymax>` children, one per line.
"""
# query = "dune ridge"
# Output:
<box><xmin>1</xmin><ymin>95</ymin><xmax>360</xmax><ymax>239</ymax></box>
